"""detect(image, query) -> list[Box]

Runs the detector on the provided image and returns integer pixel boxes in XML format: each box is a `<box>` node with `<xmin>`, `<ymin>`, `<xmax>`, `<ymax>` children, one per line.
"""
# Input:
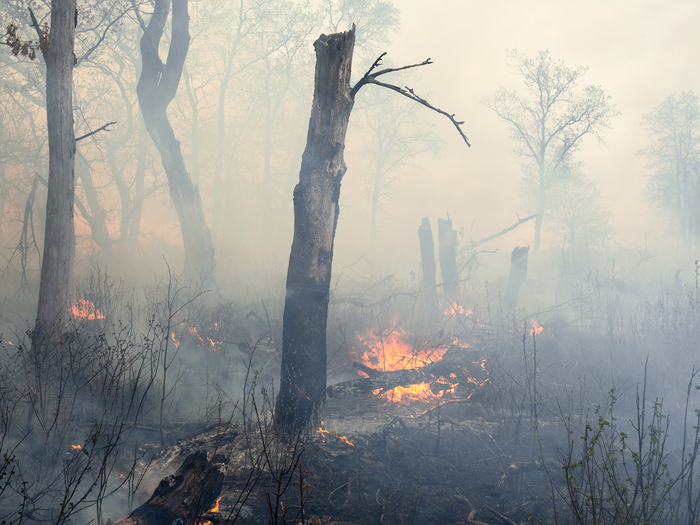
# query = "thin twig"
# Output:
<box><xmin>76</xmin><ymin>121</ymin><xmax>117</xmax><ymax>142</ymax></box>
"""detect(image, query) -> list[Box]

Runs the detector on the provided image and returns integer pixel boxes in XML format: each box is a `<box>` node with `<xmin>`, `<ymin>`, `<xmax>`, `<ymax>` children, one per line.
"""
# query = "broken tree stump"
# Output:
<box><xmin>503</xmin><ymin>246</ymin><xmax>529</xmax><ymax>308</ymax></box>
<box><xmin>437</xmin><ymin>217</ymin><xmax>459</xmax><ymax>303</ymax></box>
<box><xmin>113</xmin><ymin>451</ymin><xmax>225</xmax><ymax>525</ymax></box>
<box><xmin>418</xmin><ymin>217</ymin><xmax>438</xmax><ymax>315</ymax></box>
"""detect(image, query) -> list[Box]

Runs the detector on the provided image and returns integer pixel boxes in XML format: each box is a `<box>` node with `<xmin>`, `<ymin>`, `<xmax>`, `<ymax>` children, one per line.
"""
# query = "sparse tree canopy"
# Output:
<box><xmin>487</xmin><ymin>49</ymin><xmax>617</xmax><ymax>252</ymax></box>
<box><xmin>640</xmin><ymin>91</ymin><xmax>700</xmax><ymax>247</ymax></box>
<box><xmin>546</xmin><ymin>166</ymin><xmax>612</xmax><ymax>254</ymax></box>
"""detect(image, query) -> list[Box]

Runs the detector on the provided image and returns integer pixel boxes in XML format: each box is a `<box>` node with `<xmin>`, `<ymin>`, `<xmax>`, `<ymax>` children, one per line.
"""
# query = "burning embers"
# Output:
<box><xmin>70</xmin><ymin>299</ymin><xmax>105</xmax><ymax>320</ymax></box>
<box><xmin>328</xmin><ymin>323</ymin><xmax>489</xmax><ymax>405</ymax></box>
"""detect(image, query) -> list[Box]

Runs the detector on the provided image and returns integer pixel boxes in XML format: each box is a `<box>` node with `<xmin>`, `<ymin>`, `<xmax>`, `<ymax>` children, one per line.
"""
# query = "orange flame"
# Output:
<box><xmin>70</xmin><ymin>299</ymin><xmax>105</xmax><ymax>320</ymax></box>
<box><xmin>208</xmin><ymin>497</ymin><xmax>221</xmax><ymax>513</ymax></box>
<box><xmin>444</xmin><ymin>303</ymin><xmax>474</xmax><ymax>317</ymax></box>
<box><xmin>188</xmin><ymin>326</ymin><xmax>222</xmax><ymax>351</ymax></box>
<box><xmin>353</xmin><ymin>327</ymin><xmax>477</xmax><ymax>404</ymax></box>
<box><xmin>339</xmin><ymin>436</ymin><xmax>354</xmax><ymax>446</ymax></box>
<box><xmin>72</xmin><ymin>445</ymin><xmax>81</xmax><ymax>450</ymax></box>
<box><xmin>530</xmin><ymin>320</ymin><xmax>544</xmax><ymax>336</ymax></box>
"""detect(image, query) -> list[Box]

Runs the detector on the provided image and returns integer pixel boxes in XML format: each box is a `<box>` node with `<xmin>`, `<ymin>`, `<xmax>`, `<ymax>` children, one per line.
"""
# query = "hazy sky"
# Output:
<box><xmin>334</xmin><ymin>0</ymin><xmax>700</xmax><ymax>271</ymax></box>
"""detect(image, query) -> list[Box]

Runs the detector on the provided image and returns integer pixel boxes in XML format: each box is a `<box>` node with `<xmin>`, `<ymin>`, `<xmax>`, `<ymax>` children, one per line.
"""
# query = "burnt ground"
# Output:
<box><xmin>115</xmin><ymin>395</ymin><xmax>555</xmax><ymax>525</ymax></box>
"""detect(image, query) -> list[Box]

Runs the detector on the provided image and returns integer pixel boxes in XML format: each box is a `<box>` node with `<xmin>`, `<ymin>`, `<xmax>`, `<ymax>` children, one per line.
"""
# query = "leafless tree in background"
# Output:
<box><xmin>487</xmin><ymin>49</ymin><xmax>617</xmax><ymax>252</ymax></box>
<box><xmin>640</xmin><ymin>91</ymin><xmax>700</xmax><ymax>250</ymax></box>
<box><xmin>131</xmin><ymin>0</ymin><xmax>214</xmax><ymax>279</ymax></box>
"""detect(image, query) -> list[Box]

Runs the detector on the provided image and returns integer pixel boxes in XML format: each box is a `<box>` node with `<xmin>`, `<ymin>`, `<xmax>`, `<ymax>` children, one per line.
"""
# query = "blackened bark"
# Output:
<box><xmin>418</xmin><ymin>217</ymin><xmax>438</xmax><ymax>315</ymax></box>
<box><xmin>112</xmin><ymin>451</ymin><xmax>224</xmax><ymax>525</ymax></box>
<box><xmin>275</xmin><ymin>27</ymin><xmax>356</xmax><ymax>431</ymax></box>
<box><xmin>136</xmin><ymin>0</ymin><xmax>214</xmax><ymax>278</ymax></box>
<box><xmin>504</xmin><ymin>246</ymin><xmax>529</xmax><ymax>307</ymax></box>
<box><xmin>35</xmin><ymin>0</ymin><xmax>77</xmax><ymax>340</ymax></box>
<box><xmin>437</xmin><ymin>217</ymin><xmax>459</xmax><ymax>303</ymax></box>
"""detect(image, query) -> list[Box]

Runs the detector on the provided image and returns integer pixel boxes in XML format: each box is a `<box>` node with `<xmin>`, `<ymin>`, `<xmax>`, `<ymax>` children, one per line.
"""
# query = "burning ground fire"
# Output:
<box><xmin>170</xmin><ymin>324</ymin><xmax>223</xmax><ymax>351</ymax></box>
<box><xmin>70</xmin><ymin>299</ymin><xmax>105</xmax><ymax>320</ymax></box>
<box><xmin>352</xmin><ymin>325</ymin><xmax>488</xmax><ymax>404</ymax></box>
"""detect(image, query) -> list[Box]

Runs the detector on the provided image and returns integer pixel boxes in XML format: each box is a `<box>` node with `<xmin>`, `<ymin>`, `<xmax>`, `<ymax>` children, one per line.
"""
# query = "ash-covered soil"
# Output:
<box><xmin>116</xmin><ymin>397</ymin><xmax>552</xmax><ymax>525</ymax></box>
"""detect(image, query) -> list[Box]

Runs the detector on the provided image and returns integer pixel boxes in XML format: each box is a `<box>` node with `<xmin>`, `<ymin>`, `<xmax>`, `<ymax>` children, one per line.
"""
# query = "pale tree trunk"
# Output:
<box><xmin>135</xmin><ymin>0</ymin><xmax>213</xmax><ymax>278</ymax></box>
<box><xmin>35</xmin><ymin>0</ymin><xmax>77</xmax><ymax>340</ymax></box>
<box><xmin>418</xmin><ymin>217</ymin><xmax>438</xmax><ymax>315</ymax></box>
<box><xmin>275</xmin><ymin>27</ymin><xmax>356</xmax><ymax>431</ymax></box>
<box><xmin>437</xmin><ymin>217</ymin><xmax>459</xmax><ymax>303</ymax></box>
<box><xmin>504</xmin><ymin>246</ymin><xmax>529</xmax><ymax>308</ymax></box>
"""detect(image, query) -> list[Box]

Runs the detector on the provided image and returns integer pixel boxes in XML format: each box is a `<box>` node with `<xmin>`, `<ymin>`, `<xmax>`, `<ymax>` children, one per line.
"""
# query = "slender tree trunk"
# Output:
<box><xmin>75</xmin><ymin>156</ymin><xmax>113</xmax><ymax>257</ymax></box>
<box><xmin>136</xmin><ymin>0</ymin><xmax>213</xmax><ymax>278</ymax></box>
<box><xmin>275</xmin><ymin>27</ymin><xmax>356</xmax><ymax>431</ymax></box>
<box><xmin>127</xmin><ymin>116</ymin><xmax>148</xmax><ymax>257</ymax></box>
<box><xmin>437</xmin><ymin>217</ymin><xmax>459</xmax><ymax>303</ymax></box>
<box><xmin>418</xmin><ymin>217</ymin><xmax>438</xmax><ymax>315</ymax></box>
<box><xmin>35</xmin><ymin>0</ymin><xmax>77</xmax><ymax>340</ymax></box>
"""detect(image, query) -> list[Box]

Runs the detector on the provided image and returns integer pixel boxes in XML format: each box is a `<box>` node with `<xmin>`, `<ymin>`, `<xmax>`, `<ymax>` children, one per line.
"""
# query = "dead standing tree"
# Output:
<box><xmin>131</xmin><ymin>0</ymin><xmax>214</xmax><ymax>278</ymax></box>
<box><xmin>275</xmin><ymin>25</ymin><xmax>469</xmax><ymax>431</ymax></box>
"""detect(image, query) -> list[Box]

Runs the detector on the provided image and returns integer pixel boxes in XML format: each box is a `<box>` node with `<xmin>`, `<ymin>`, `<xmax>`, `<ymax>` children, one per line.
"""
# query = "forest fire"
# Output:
<box><xmin>350</xmin><ymin>326</ymin><xmax>487</xmax><ymax>404</ymax></box>
<box><xmin>70</xmin><ymin>299</ymin><xmax>105</xmax><ymax>320</ymax></box>
<box><xmin>197</xmin><ymin>496</ymin><xmax>221</xmax><ymax>525</ymax></box>
<box><xmin>530</xmin><ymin>320</ymin><xmax>544</xmax><ymax>335</ymax></box>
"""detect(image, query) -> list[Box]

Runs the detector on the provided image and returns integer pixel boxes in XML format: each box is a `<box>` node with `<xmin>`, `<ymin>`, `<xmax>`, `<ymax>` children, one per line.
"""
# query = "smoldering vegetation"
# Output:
<box><xmin>0</xmin><ymin>252</ymin><xmax>700</xmax><ymax>524</ymax></box>
<box><xmin>2</xmin><ymin>0</ymin><xmax>700</xmax><ymax>524</ymax></box>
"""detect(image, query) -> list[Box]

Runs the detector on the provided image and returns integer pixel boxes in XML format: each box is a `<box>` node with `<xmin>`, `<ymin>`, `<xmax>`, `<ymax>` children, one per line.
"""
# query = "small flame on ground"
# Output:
<box><xmin>339</xmin><ymin>436</ymin><xmax>354</xmax><ymax>446</ymax></box>
<box><xmin>208</xmin><ymin>497</ymin><xmax>221</xmax><ymax>513</ymax></box>
<box><xmin>2</xmin><ymin>341</ymin><xmax>13</xmax><ymax>346</ymax></box>
<box><xmin>71</xmin><ymin>299</ymin><xmax>105</xmax><ymax>320</ymax></box>
<box><xmin>444</xmin><ymin>303</ymin><xmax>474</xmax><ymax>317</ymax></box>
<box><xmin>189</xmin><ymin>326</ymin><xmax>222</xmax><ymax>350</ymax></box>
<box><xmin>72</xmin><ymin>445</ymin><xmax>81</xmax><ymax>450</ymax></box>
<box><xmin>316</xmin><ymin>421</ymin><xmax>329</xmax><ymax>442</ymax></box>
<box><xmin>530</xmin><ymin>320</ymin><xmax>544</xmax><ymax>336</ymax></box>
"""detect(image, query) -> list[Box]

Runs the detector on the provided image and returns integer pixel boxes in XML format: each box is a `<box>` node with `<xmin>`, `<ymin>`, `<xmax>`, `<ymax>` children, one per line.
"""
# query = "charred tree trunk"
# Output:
<box><xmin>35</xmin><ymin>0</ymin><xmax>77</xmax><ymax>341</ymax></box>
<box><xmin>504</xmin><ymin>246</ymin><xmax>529</xmax><ymax>307</ymax></box>
<box><xmin>135</xmin><ymin>0</ymin><xmax>214</xmax><ymax>278</ymax></box>
<box><xmin>418</xmin><ymin>217</ymin><xmax>438</xmax><ymax>315</ymax></box>
<box><xmin>275</xmin><ymin>27</ymin><xmax>356</xmax><ymax>431</ymax></box>
<box><xmin>437</xmin><ymin>217</ymin><xmax>459</xmax><ymax>303</ymax></box>
<box><xmin>113</xmin><ymin>451</ymin><xmax>224</xmax><ymax>525</ymax></box>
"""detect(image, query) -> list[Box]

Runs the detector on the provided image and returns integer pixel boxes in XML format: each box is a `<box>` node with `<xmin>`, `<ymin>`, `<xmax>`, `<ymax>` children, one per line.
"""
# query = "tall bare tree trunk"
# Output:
<box><xmin>136</xmin><ymin>0</ymin><xmax>213</xmax><ymax>278</ymax></box>
<box><xmin>275</xmin><ymin>27</ymin><xmax>356</xmax><ymax>431</ymax></box>
<box><xmin>35</xmin><ymin>0</ymin><xmax>77</xmax><ymax>340</ymax></box>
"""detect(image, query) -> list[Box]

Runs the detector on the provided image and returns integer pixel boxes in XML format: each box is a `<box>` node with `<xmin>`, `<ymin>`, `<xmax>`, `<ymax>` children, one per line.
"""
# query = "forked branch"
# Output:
<box><xmin>351</xmin><ymin>53</ymin><xmax>471</xmax><ymax>147</ymax></box>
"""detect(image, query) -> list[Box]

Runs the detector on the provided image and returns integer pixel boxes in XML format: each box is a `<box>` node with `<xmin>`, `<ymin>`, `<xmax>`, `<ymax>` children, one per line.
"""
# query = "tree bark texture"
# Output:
<box><xmin>137</xmin><ymin>0</ymin><xmax>214</xmax><ymax>278</ymax></box>
<box><xmin>113</xmin><ymin>451</ymin><xmax>224</xmax><ymax>525</ymax></box>
<box><xmin>418</xmin><ymin>217</ymin><xmax>438</xmax><ymax>315</ymax></box>
<box><xmin>35</xmin><ymin>0</ymin><xmax>77</xmax><ymax>340</ymax></box>
<box><xmin>437</xmin><ymin>217</ymin><xmax>459</xmax><ymax>303</ymax></box>
<box><xmin>275</xmin><ymin>27</ymin><xmax>356</xmax><ymax>431</ymax></box>
<box><xmin>504</xmin><ymin>246</ymin><xmax>529</xmax><ymax>307</ymax></box>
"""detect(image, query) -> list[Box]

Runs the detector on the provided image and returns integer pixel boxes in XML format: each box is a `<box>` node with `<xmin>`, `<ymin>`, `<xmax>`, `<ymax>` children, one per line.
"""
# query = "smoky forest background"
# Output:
<box><xmin>2</xmin><ymin>0</ymin><xmax>700</xmax><ymax>524</ymax></box>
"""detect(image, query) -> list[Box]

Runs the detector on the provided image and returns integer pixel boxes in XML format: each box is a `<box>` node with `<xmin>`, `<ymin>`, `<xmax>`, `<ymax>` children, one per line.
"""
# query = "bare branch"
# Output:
<box><xmin>350</xmin><ymin>53</ymin><xmax>432</xmax><ymax>98</ymax></box>
<box><xmin>27</xmin><ymin>7</ymin><xmax>42</xmax><ymax>40</ymax></box>
<box><xmin>75</xmin><ymin>121</ymin><xmax>117</xmax><ymax>142</ymax></box>
<box><xmin>457</xmin><ymin>213</ymin><xmax>537</xmax><ymax>255</ymax></box>
<box><xmin>367</xmin><ymin>79</ymin><xmax>470</xmax><ymax>147</ymax></box>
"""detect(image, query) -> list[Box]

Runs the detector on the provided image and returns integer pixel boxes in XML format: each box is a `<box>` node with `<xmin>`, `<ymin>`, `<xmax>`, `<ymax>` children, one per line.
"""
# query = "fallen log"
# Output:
<box><xmin>113</xmin><ymin>450</ymin><xmax>225</xmax><ymax>525</ymax></box>
<box><xmin>326</xmin><ymin>344</ymin><xmax>488</xmax><ymax>399</ymax></box>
